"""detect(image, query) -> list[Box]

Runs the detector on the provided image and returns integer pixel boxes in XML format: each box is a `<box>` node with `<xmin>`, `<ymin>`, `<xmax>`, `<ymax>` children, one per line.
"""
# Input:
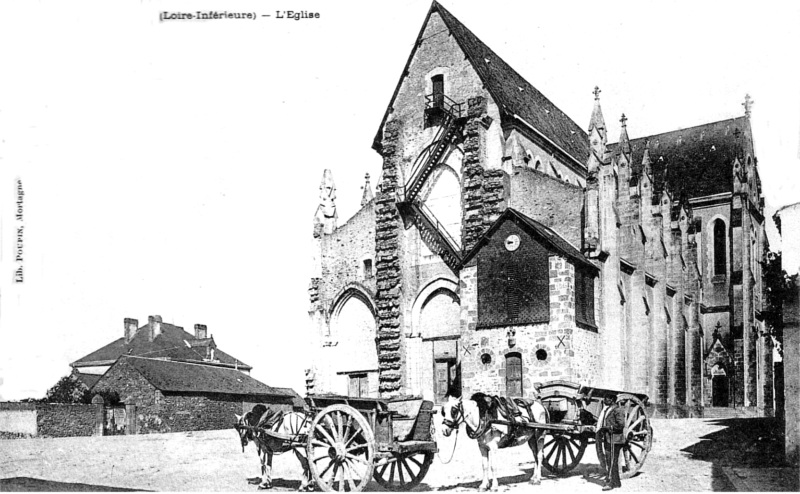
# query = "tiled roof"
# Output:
<box><xmin>122</xmin><ymin>357</ymin><xmax>290</xmax><ymax>397</ymax></box>
<box><xmin>71</xmin><ymin>321</ymin><xmax>251</xmax><ymax>370</ymax></box>
<box><xmin>462</xmin><ymin>208</ymin><xmax>598</xmax><ymax>273</ymax></box>
<box><xmin>373</xmin><ymin>1</ymin><xmax>590</xmax><ymax>165</ymax></box>
<box><xmin>608</xmin><ymin>117</ymin><xmax>747</xmax><ymax>200</ymax></box>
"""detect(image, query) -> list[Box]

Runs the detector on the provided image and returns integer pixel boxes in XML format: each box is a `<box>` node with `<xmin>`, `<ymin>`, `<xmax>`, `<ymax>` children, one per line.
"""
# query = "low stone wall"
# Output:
<box><xmin>36</xmin><ymin>403</ymin><xmax>99</xmax><ymax>437</ymax></box>
<box><xmin>0</xmin><ymin>402</ymin><xmax>100</xmax><ymax>437</ymax></box>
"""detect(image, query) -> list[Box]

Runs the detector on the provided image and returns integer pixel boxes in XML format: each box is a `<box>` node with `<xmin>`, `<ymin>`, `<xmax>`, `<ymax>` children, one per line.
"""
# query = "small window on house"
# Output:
<box><xmin>713</xmin><ymin>219</ymin><xmax>726</xmax><ymax>275</ymax></box>
<box><xmin>506</xmin><ymin>353</ymin><xmax>523</xmax><ymax>396</ymax></box>
<box><xmin>535</xmin><ymin>349</ymin><xmax>548</xmax><ymax>361</ymax></box>
<box><xmin>363</xmin><ymin>259</ymin><xmax>373</xmax><ymax>279</ymax></box>
<box><xmin>506</xmin><ymin>264</ymin><xmax>521</xmax><ymax>320</ymax></box>
<box><xmin>432</xmin><ymin>75</ymin><xmax>444</xmax><ymax>109</ymax></box>
<box><xmin>348</xmin><ymin>373</ymin><xmax>369</xmax><ymax>398</ymax></box>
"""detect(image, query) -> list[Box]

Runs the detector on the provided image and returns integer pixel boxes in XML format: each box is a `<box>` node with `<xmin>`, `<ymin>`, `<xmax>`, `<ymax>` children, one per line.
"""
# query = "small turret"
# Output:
<box><xmin>587</xmin><ymin>86</ymin><xmax>608</xmax><ymax>174</ymax></box>
<box><xmin>313</xmin><ymin>169</ymin><xmax>338</xmax><ymax>237</ymax></box>
<box><xmin>618</xmin><ymin>114</ymin><xmax>631</xmax><ymax>155</ymax></box>
<box><xmin>361</xmin><ymin>173</ymin><xmax>374</xmax><ymax>207</ymax></box>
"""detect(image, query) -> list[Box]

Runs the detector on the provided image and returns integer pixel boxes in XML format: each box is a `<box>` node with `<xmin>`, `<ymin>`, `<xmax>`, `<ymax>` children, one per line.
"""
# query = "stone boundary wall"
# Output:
<box><xmin>0</xmin><ymin>402</ymin><xmax>100</xmax><ymax>437</ymax></box>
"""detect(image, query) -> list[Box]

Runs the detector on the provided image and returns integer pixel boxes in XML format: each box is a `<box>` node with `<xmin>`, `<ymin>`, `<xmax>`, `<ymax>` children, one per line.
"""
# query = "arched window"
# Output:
<box><xmin>713</xmin><ymin>219</ymin><xmax>726</xmax><ymax>276</ymax></box>
<box><xmin>506</xmin><ymin>353</ymin><xmax>523</xmax><ymax>396</ymax></box>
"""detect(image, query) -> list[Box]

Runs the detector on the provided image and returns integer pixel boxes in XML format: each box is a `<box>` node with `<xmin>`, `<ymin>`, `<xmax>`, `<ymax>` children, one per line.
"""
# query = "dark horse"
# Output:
<box><xmin>235</xmin><ymin>405</ymin><xmax>314</xmax><ymax>491</ymax></box>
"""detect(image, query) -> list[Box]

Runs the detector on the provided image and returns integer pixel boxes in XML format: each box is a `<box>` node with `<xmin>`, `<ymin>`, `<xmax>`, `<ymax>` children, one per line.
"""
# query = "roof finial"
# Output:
<box><xmin>743</xmin><ymin>94</ymin><xmax>753</xmax><ymax>118</ymax></box>
<box><xmin>588</xmin><ymin>86</ymin><xmax>607</xmax><ymax>150</ymax></box>
<box><xmin>620</xmin><ymin>113</ymin><xmax>627</xmax><ymax>128</ymax></box>
<box><xmin>360</xmin><ymin>173</ymin><xmax>374</xmax><ymax>207</ymax></box>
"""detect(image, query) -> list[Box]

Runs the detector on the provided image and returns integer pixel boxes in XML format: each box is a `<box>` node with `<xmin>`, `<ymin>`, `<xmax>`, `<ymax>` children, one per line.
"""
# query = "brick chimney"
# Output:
<box><xmin>124</xmin><ymin>318</ymin><xmax>138</xmax><ymax>343</ymax></box>
<box><xmin>148</xmin><ymin>315</ymin><xmax>162</xmax><ymax>342</ymax></box>
<box><xmin>194</xmin><ymin>324</ymin><xmax>208</xmax><ymax>340</ymax></box>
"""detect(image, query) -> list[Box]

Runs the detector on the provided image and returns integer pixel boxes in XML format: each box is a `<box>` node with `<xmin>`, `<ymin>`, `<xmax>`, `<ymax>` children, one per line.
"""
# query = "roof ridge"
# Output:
<box><xmin>608</xmin><ymin>116</ymin><xmax>746</xmax><ymax>146</ymax></box>
<box><xmin>435</xmin><ymin>3</ymin><xmax>572</xmax><ymax>118</ymax></box>
<box><xmin>433</xmin><ymin>3</ymin><xmax>587</xmax><ymax>150</ymax></box>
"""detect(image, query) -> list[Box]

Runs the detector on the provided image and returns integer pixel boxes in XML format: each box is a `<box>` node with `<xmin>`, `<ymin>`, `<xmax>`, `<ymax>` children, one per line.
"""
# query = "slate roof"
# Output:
<box><xmin>461</xmin><ymin>208</ymin><xmax>598</xmax><ymax>273</ymax></box>
<box><xmin>118</xmin><ymin>356</ymin><xmax>294</xmax><ymax>397</ymax></box>
<box><xmin>608</xmin><ymin>117</ymin><xmax>747</xmax><ymax>200</ymax></box>
<box><xmin>71</xmin><ymin>320</ymin><xmax>251</xmax><ymax>371</ymax></box>
<box><xmin>74</xmin><ymin>372</ymin><xmax>101</xmax><ymax>389</ymax></box>
<box><xmin>373</xmin><ymin>2</ymin><xmax>590</xmax><ymax>165</ymax></box>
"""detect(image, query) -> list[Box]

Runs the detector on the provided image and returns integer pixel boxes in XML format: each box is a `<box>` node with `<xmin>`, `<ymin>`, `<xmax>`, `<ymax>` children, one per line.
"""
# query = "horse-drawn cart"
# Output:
<box><xmin>305</xmin><ymin>395</ymin><xmax>437</xmax><ymax>492</ymax></box>
<box><xmin>235</xmin><ymin>395</ymin><xmax>437</xmax><ymax>492</ymax></box>
<box><xmin>536</xmin><ymin>380</ymin><xmax>653</xmax><ymax>479</ymax></box>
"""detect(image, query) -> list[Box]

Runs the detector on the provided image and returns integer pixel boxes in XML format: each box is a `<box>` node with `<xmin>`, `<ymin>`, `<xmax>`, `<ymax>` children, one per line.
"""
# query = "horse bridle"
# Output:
<box><xmin>441</xmin><ymin>399</ymin><xmax>465</xmax><ymax>431</ymax></box>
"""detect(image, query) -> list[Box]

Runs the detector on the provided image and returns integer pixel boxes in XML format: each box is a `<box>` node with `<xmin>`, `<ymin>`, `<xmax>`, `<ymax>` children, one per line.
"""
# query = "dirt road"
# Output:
<box><xmin>0</xmin><ymin>417</ymin><xmax>792</xmax><ymax>491</ymax></box>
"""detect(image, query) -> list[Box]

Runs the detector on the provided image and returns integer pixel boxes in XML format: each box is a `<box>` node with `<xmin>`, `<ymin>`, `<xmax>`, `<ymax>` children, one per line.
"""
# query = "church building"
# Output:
<box><xmin>307</xmin><ymin>1</ymin><xmax>773</xmax><ymax>418</ymax></box>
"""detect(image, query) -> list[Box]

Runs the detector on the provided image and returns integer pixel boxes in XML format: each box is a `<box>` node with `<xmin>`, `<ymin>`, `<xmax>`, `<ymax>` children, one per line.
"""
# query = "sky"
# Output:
<box><xmin>0</xmin><ymin>0</ymin><xmax>798</xmax><ymax>400</ymax></box>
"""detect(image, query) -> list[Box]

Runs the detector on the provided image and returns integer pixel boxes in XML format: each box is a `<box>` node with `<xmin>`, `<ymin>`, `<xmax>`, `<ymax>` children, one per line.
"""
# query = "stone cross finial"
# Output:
<box><xmin>743</xmin><ymin>94</ymin><xmax>753</xmax><ymax>118</ymax></box>
<box><xmin>360</xmin><ymin>172</ymin><xmax>374</xmax><ymax>207</ymax></box>
<box><xmin>593</xmin><ymin>86</ymin><xmax>601</xmax><ymax>100</ymax></box>
<box><xmin>620</xmin><ymin>113</ymin><xmax>627</xmax><ymax>128</ymax></box>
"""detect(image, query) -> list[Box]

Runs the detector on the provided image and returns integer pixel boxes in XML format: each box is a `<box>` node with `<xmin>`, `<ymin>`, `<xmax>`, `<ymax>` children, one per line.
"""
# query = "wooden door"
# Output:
<box><xmin>506</xmin><ymin>353</ymin><xmax>523</xmax><ymax>397</ymax></box>
<box><xmin>435</xmin><ymin>360</ymin><xmax>451</xmax><ymax>403</ymax></box>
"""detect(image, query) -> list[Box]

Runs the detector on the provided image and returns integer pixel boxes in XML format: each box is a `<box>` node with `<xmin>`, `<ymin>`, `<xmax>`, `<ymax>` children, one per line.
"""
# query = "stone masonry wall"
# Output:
<box><xmin>159</xmin><ymin>393</ymin><xmax>246</xmax><ymax>432</ymax></box>
<box><xmin>319</xmin><ymin>204</ymin><xmax>377</xmax><ymax>304</ymax></box>
<box><xmin>510</xmin><ymin>166</ymin><xmax>585</xmax><ymax>250</ymax></box>
<box><xmin>375</xmin><ymin>119</ymin><xmax>405</xmax><ymax>396</ymax></box>
<box><xmin>462</xmin><ymin>96</ymin><xmax>489</xmax><ymax>253</ymax></box>
<box><xmin>37</xmin><ymin>403</ymin><xmax>99</xmax><ymax>437</ymax></box>
<box><xmin>460</xmin><ymin>255</ymin><xmax>591</xmax><ymax>397</ymax></box>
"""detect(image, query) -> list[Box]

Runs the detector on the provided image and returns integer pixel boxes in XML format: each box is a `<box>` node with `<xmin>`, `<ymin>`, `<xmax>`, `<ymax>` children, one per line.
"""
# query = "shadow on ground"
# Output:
<box><xmin>681</xmin><ymin>417</ymin><xmax>795</xmax><ymax>491</ymax></box>
<box><xmin>0</xmin><ymin>477</ymin><xmax>146</xmax><ymax>492</ymax></box>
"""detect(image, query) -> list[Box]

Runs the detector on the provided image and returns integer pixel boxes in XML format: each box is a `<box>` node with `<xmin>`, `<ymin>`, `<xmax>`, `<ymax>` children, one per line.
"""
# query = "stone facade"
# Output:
<box><xmin>307</xmin><ymin>2</ymin><xmax>772</xmax><ymax>416</ymax></box>
<box><xmin>92</xmin><ymin>357</ymin><xmax>285</xmax><ymax>433</ymax></box>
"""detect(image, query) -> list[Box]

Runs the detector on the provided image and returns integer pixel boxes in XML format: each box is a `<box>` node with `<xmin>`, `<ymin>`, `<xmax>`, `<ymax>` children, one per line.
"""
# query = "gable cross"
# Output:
<box><xmin>743</xmin><ymin>94</ymin><xmax>753</xmax><ymax>118</ymax></box>
<box><xmin>593</xmin><ymin>86</ymin><xmax>601</xmax><ymax>100</ymax></box>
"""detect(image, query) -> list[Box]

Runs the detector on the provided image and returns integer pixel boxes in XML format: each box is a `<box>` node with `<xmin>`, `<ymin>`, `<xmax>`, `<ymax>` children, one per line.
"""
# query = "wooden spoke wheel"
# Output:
<box><xmin>307</xmin><ymin>404</ymin><xmax>375</xmax><ymax>492</ymax></box>
<box><xmin>542</xmin><ymin>431</ymin><xmax>588</xmax><ymax>475</ymax></box>
<box><xmin>595</xmin><ymin>394</ymin><xmax>653</xmax><ymax>480</ymax></box>
<box><xmin>373</xmin><ymin>451</ymin><xmax>433</xmax><ymax>491</ymax></box>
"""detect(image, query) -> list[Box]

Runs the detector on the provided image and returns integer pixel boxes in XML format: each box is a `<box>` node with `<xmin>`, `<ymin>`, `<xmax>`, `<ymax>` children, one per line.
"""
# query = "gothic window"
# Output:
<box><xmin>505</xmin><ymin>353</ymin><xmax>523</xmax><ymax>397</ymax></box>
<box><xmin>432</xmin><ymin>75</ymin><xmax>444</xmax><ymax>109</ymax></box>
<box><xmin>713</xmin><ymin>219</ymin><xmax>726</xmax><ymax>276</ymax></box>
<box><xmin>363</xmin><ymin>259</ymin><xmax>373</xmax><ymax>279</ymax></box>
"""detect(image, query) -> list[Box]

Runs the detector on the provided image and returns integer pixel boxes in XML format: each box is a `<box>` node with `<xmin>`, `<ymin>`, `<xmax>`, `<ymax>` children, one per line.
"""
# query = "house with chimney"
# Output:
<box><xmin>70</xmin><ymin>315</ymin><xmax>251</xmax><ymax>380</ymax></box>
<box><xmin>67</xmin><ymin>315</ymin><xmax>303</xmax><ymax>433</ymax></box>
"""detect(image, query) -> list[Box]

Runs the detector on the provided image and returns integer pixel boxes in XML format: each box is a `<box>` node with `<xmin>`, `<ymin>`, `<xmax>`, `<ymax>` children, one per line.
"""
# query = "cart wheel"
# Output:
<box><xmin>595</xmin><ymin>394</ymin><xmax>653</xmax><ymax>480</ymax></box>
<box><xmin>307</xmin><ymin>404</ymin><xmax>375</xmax><ymax>492</ymax></box>
<box><xmin>542</xmin><ymin>432</ymin><xmax>588</xmax><ymax>475</ymax></box>
<box><xmin>373</xmin><ymin>451</ymin><xmax>433</xmax><ymax>491</ymax></box>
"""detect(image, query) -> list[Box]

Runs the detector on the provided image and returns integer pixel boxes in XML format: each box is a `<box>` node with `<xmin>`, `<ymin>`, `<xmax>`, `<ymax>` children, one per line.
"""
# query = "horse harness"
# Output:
<box><xmin>444</xmin><ymin>395</ymin><xmax>541</xmax><ymax>440</ymax></box>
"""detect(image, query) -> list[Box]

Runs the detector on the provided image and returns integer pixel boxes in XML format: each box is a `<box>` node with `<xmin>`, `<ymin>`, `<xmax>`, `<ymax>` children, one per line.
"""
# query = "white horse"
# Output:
<box><xmin>235</xmin><ymin>404</ymin><xmax>314</xmax><ymax>491</ymax></box>
<box><xmin>440</xmin><ymin>393</ymin><xmax>549</xmax><ymax>491</ymax></box>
